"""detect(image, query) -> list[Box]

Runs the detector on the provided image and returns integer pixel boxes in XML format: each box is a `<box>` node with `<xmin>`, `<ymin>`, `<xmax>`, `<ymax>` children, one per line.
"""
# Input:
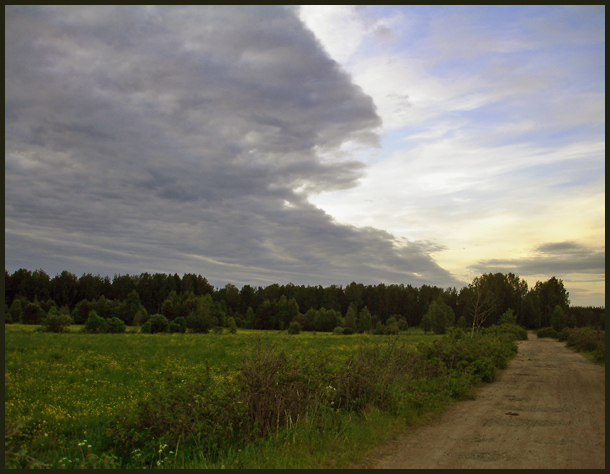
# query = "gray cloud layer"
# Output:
<box><xmin>5</xmin><ymin>6</ymin><xmax>460</xmax><ymax>288</ymax></box>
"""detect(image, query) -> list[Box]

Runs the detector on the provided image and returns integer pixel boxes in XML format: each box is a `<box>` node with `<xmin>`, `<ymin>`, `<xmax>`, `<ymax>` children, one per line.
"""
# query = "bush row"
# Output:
<box><xmin>104</xmin><ymin>326</ymin><xmax>523</xmax><ymax>467</ymax></box>
<box><xmin>537</xmin><ymin>326</ymin><xmax>605</xmax><ymax>362</ymax></box>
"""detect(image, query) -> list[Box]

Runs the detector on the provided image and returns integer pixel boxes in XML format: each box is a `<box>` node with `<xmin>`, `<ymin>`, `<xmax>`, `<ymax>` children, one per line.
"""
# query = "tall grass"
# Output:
<box><xmin>5</xmin><ymin>324</ymin><xmax>519</xmax><ymax>468</ymax></box>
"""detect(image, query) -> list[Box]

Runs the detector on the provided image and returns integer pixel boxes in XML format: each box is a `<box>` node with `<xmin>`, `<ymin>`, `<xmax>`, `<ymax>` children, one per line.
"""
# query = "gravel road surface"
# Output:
<box><xmin>349</xmin><ymin>332</ymin><xmax>605</xmax><ymax>469</ymax></box>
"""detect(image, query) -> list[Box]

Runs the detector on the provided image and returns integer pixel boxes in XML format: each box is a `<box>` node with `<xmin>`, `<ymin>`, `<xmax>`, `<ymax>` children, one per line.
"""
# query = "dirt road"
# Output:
<box><xmin>351</xmin><ymin>332</ymin><xmax>605</xmax><ymax>469</ymax></box>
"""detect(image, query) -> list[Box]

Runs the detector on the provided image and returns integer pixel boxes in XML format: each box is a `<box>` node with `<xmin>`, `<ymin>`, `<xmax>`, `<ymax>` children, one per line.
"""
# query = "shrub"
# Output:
<box><xmin>446</xmin><ymin>327</ymin><xmax>466</xmax><ymax>341</ymax></box>
<box><xmin>342</xmin><ymin>327</ymin><xmax>355</xmax><ymax>335</ymax></box>
<box><xmin>168</xmin><ymin>316</ymin><xmax>187</xmax><ymax>333</ymax></box>
<box><xmin>72</xmin><ymin>300</ymin><xmax>93</xmax><ymax>325</ymax></box>
<box><xmin>238</xmin><ymin>340</ymin><xmax>329</xmax><ymax>435</ymax></box>
<box><xmin>106</xmin><ymin>372</ymin><xmax>250</xmax><ymax>467</ymax></box>
<box><xmin>420</xmin><ymin>313</ymin><xmax>432</xmax><ymax>334</ymax></box>
<box><xmin>397</xmin><ymin>318</ymin><xmax>408</xmax><ymax>331</ymax></box>
<box><xmin>132</xmin><ymin>309</ymin><xmax>148</xmax><ymax>327</ymax></box>
<box><xmin>457</xmin><ymin>315</ymin><xmax>469</xmax><ymax>329</ymax></box>
<box><xmin>83</xmin><ymin>311</ymin><xmax>108</xmax><ymax>333</ymax></box>
<box><xmin>287</xmin><ymin>321</ymin><xmax>301</xmax><ymax>335</ymax></box>
<box><xmin>373</xmin><ymin>321</ymin><xmax>386</xmax><ymax>335</ymax></box>
<box><xmin>106</xmin><ymin>317</ymin><xmax>127</xmax><ymax>334</ymax></box>
<box><xmin>566</xmin><ymin>327</ymin><xmax>605</xmax><ymax>361</ymax></box>
<box><xmin>8</xmin><ymin>299</ymin><xmax>24</xmax><ymax>324</ymax></box>
<box><xmin>333</xmin><ymin>326</ymin><xmax>345</xmax><ymax>335</ymax></box>
<box><xmin>550</xmin><ymin>305</ymin><xmax>570</xmax><ymax>332</ymax></box>
<box><xmin>427</xmin><ymin>299</ymin><xmax>455</xmax><ymax>335</ymax></box>
<box><xmin>212</xmin><ymin>326</ymin><xmax>224</xmax><ymax>334</ymax></box>
<box><xmin>357</xmin><ymin>307</ymin><xmax>373</xmax><ymax>333</ymax></box>
<box><xmin>386</xmin><ymin>323</ymin><xmax>400</xmax><ymax>335</ymax></box>
<box><xmin>227</xmin><ymin>316</ymin><xmax>238</xmax><ymax>334</ymax></box>
<box><xmin>471</xmin><ymin>356</ymin><xmax>497</xmax><ymax>383</ymax></box>
<box><xmin>536</xmin><ymin>327</ymin><xmax>558</xmax><ymax>339</ymax></box>
<box><xmin>22</xmin><ymin>301</ymin><xmax>45</xmax><ymax>325</ymax></box>
<box><xmin>40</xmin><ymin>307</ymin><xmax>73</xmax><ymax>333</ymax></box>
<box><xmin>498</xmin><ymin>309</ymin><xmax>517</xmax><ymax>326</ymax></box>
<box><xmin>483</xmin><ymin>323</ymin><xmax>528</xmax><ymax>341</ymax></box>
<box><xmin>142</xmin><ymin>314</ymin><xmax>169</xmax><ymax>334</ymax></box>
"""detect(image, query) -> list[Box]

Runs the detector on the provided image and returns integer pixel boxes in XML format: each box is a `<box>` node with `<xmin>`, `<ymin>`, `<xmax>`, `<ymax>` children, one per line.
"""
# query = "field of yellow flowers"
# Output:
<box><xmin>5</xmin><ymin>324</ymin><xmax>441</xmax><ymax>468</ymax></box>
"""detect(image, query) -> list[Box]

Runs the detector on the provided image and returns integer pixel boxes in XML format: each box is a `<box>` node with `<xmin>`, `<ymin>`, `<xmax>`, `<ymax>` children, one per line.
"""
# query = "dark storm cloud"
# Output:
<box><xmin>5</xmin><ymin>5</ymin><xmax>459</xmax><ymax>288</ymax></box>
<box><xmin>469</xmin><ymin>241</ymin><xmax>605</xmax><ymax>277</ymax></box>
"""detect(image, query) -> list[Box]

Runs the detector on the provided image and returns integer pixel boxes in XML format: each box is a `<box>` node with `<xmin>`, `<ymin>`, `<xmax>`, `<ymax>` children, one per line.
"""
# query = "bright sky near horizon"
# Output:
<box><xmin>5</xmin><ymin>6</ymin><xmax>605</xmax><ymax>306</ymax></box>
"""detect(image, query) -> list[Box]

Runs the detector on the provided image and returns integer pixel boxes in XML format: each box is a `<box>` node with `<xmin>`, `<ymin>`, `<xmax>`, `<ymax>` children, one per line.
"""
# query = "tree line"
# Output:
<box><xmin>3</xmin><ymin>268</ymin><xmax>605</xmax><ymax>331</ymax></box>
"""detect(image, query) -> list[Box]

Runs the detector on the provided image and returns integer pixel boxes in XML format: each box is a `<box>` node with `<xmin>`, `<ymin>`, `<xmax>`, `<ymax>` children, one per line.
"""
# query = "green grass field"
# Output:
<box><xmin>5</xmin><ymin>324</ymin><xmax>445</xmax><ymax>468</ymax></box>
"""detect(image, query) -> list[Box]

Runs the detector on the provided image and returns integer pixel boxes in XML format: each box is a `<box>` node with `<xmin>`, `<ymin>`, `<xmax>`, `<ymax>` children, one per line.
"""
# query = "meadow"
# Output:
<box><xmin>5</xmin><ymin>324</ymin><xmax>521</xmax><ymax>468</ymax></box>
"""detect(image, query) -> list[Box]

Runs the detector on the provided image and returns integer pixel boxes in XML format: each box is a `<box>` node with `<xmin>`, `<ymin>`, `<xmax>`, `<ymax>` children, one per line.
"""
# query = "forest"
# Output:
<box><xmin>4</xmin><ymin>268</ymin><xmax>604</xmax><ymax>332</ymax></box>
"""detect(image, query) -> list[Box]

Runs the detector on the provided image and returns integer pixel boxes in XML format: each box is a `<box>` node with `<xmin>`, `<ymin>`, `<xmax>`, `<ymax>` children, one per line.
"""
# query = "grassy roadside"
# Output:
<box><xmin>5</xmin><ymin>324</ymin><xmax>524</xmax><ymax>469</ymax></box>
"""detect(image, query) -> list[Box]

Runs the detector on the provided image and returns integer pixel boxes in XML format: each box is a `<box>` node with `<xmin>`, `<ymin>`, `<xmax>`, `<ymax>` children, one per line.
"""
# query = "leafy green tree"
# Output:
<box><xmin>314</xmin><ymin>308</ymin><xmax>339</xmax><ymax>332</ymax></box>
<box><xmin>344</xmin><ymin>303</ymin><xmax>358</xmax><ymax>330</ymax></box>
<box><xmin>530</xmin><ymin>277</ymin><xmax>570</xmax><ymax>328</ymax></box>
<box><xmin>498</xmin><ymin>308</ymin><xmax>517</xmax><ymax>326</ymax></box>
<box><xmin>457</xmin><ymin>315</ymin><xmax>469</xmax><ymax>329</ymax></box>
<box><xmin>463</xmin><ymin>275</ymin><xmax>501</xmax><ymax>336</ymax></box>
<box><xmin>373</xmin><ymin>321</ymin><xmax>386</xmax><ymax>335</ymax></box>
<box><xmin>77</xmin><ymin>273</ymin><xmax>104</xmax><ymax>302</ymax></box>
<box><xmin>397</xmin><ymin>316</ymin><xmax>408</xmax><ymax>331</ymax></box>
<box><xmin>238</xmin><ymin>285</ymin><xmax>257</xmax><ymax>315</ymax></box>
<box><xmin>116</xmin><ymin>290</ymin><xmax>145</xmax><ymax>325</ymax></box>
<box><xmin>386</xmin><ymin>316</ymin><xmax>400</xmax><ymax>335</ymax></box>
<box><xmin>111</xmin><ymin>274</ymin><xmax>137</xmax><ymax>301</ymax></box>
<box><xmin>427</xmin><ymin>298</ymin><xmax>455</xmax><ymax>335</ymax></box>
<box><xmin>8</xmin><ymin>299</ymin><xmax>24</xmax><ymax>324</ymax></box>
<box><xmin>302</xmin><ymin>308</ymin><xmax>318</xmax><ymax>331</ymax></box>
<box><xmin>29</xmin><ymin>269</ymin><xmax>51</xmax><ymax>303</ymax></box>
<box><xmin>218</xmin><ymin>283</ymin><xmax>240</xmax><ymax>316</ymax></box>
<box><xmin>287</xmin><ymin>321</ymin><xmax>301</xmax><ymax>335</ymax></box>
<box><xmin>169</xmin><ymin>316</ymin><xmax>187</xmax><ymax>333</ymax></box>
<box><xmin>245</xmin><ymin>307</ymin><xmax>256</xmax><ymax>329</ymax></box>
<box><xmin>22</xmin><ymin>301</ymin><xmax>45</xmax><ymax>325</ymax></box>
<box><xmin>132</xmin><ymin>308</ymin><xmax>148</xmax><ymax>327</ymax></box>
<box><xmin>40</xmin><ymin>298</ymin><xmax>57</xmax><ymax>314</ymax></box>
<box><xmin>144</xmin><ymin>314</ymin><xmax>169</xmax><ymax>334</ymax></box>
<box><xmin>186</xmin><ymin>294</ymin><xmax>217</xmax><ymax>333</ymax></box>
<box><xmin>41</xmin><ymin>306</ymin><xmax>73</xmax><ymax>333</ymax></box>
<box><xmin>275</xmin><ymin>296</ymin><xmax>299</xmax><ymax>330</ymax></box>
<box><xmin>106</xmin><ymin>317</ymin><xmax>127</xmax><ymax>333</ymax></box>
<box><xmin>550</xmin><ymin>305</ymin><xmax>571</xmax><ymax>332</ymax></box>
<box><xmin>83</xmin><ymin>311</ymin><xmax>107</xmax><ymax>333</ymax></box>
<box><xmin>71</xmin><ymin>299</ymin><xmax>93</xmax><ymax>325</ymax></box>
<box><xmin>50</xmin><ymin>270</ymin><xmax>79</xmax><ymax>309</ymax></box>
<box><xmin>420</xmin><ymin>313</ymin><xmax>432</xmax><ymax>333</ymax></box>
<box><xmin>254</xmin><ymin>299</ymin><xmax>274</xmax><ymax>329</ymax></box>
<box><xmin>160</xmin><ymin>291</ymin><xmax>179</xmax><ymax>322</ymax></box>
<box><xmin>227</xmin><ymin>316</ymin><xmax>238</xmax><ymax>334</ymax></box>
<box><xmin>358</xmin><ymin>306</ymin><xmax>373</xmax><ymax>333</ymax></box>
<box><xmin>92</xmin><ymin>295</ymin><xmax>115</xmax><ymax>320</ymax></box>
<box><xmin>344</xmin><ymin>282</ymin><xmax>364</xmax><ymax>311</ymax></box>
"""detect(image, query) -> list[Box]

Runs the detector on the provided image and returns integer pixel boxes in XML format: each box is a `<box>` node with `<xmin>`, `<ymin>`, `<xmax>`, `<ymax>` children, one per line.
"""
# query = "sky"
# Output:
<box><xmin>4</xmin><ymin>6</ymin><xmax>605</xmax><ymax>306</ymax></box>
